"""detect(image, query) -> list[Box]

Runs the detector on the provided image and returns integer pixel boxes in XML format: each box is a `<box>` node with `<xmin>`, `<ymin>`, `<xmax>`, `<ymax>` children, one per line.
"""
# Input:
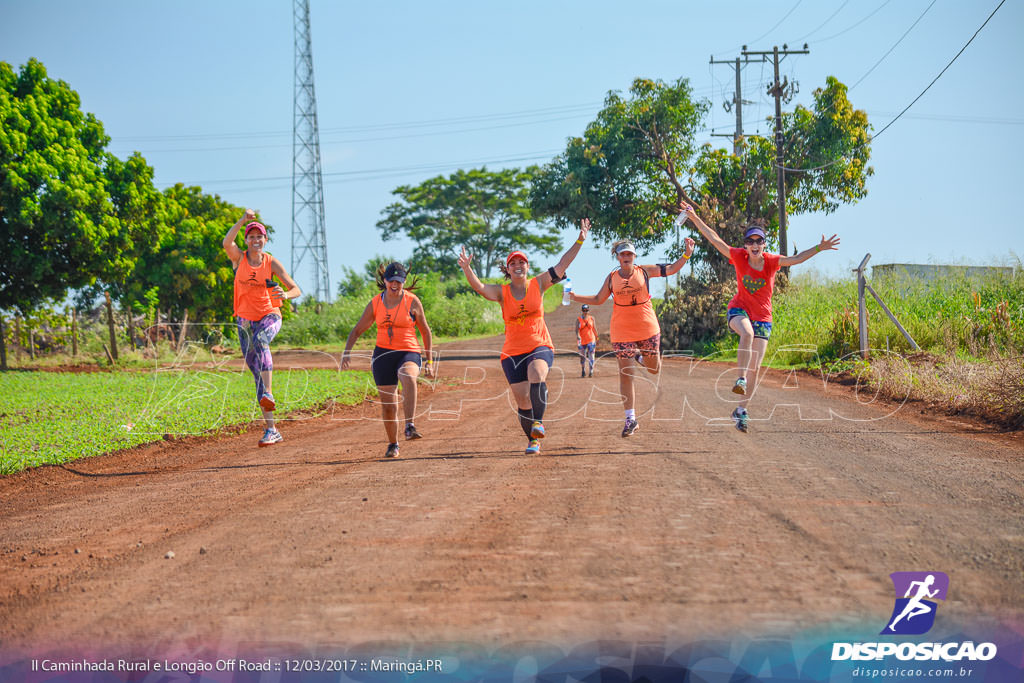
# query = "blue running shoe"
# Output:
<box><xmin>530</xmin><ymin>421</ymin><xmax>546</xmax><ymax>439</ymax></box>
<box><xmin>258</xmin><ymin>428</ymin><xmax>283</xmax><ymax>447</ymax></box>
<box><xmin>525</xmin><ymin>439</ymin><xmax>541</xmax><ymax>455</ymax></box>
<box><xmin>731</xmin><ymin>407</ymin><xmax>749</xmax><ymax>432</ymax></box>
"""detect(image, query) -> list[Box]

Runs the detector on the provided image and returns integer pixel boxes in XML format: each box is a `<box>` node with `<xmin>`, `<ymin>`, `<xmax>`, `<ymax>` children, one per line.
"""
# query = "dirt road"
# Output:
<box><xmin>1</xmin><ymin>302</ymin><xmax>1021</xmax><ymax>660</ymax></box>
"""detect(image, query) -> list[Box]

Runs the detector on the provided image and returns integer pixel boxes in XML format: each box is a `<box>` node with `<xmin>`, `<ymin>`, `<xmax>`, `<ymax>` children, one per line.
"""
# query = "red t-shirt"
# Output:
<box><xmin>728</xmin><ymin>247</ymin><xmax>782</xmax><ymax>322</ymax></box>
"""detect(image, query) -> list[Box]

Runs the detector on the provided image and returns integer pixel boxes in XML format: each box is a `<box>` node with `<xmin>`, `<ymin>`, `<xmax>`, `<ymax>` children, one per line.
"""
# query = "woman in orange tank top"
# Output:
<box><xmin>571</xmin><ymin>234</ymin><xmax>695</xmax><ymax>438</ymax></box>
<box><xmin>223</xmin><ymin>209</ymin><xmax>302</xmax><ymax>448</ymax></box>
<box><xmin>342</xmin><ymin>262</ymin><xmax>434</xmax><ymax>459</ymax></box>
<box><xmin>458</xmin><ymin>219</ymin><xmax>590</xmax><ymax>455</ymax></box>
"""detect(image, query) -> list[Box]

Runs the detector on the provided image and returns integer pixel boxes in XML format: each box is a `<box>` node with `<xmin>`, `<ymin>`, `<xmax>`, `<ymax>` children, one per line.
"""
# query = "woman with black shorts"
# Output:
<box><xmin>457</xmin><ymin>219</ymin><xmax>590</xmax><ymax>455</ymax></box>
<box><xmin>342</xmin><ymin>262</ymin><xmax>434</xmax><ymax>458</ymax></box>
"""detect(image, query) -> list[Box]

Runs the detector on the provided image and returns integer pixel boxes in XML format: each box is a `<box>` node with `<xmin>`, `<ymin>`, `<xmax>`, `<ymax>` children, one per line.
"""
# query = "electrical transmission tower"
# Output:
<box><xmin>292</xmin><ymin>0</ymin><xmax>330</xmax><ymax>302</ymax></box>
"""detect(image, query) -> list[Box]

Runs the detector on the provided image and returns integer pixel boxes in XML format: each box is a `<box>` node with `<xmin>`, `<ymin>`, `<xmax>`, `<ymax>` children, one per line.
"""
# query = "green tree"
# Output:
<box><xmin>376</xmin><ymin>167</ymin><xmax>561</xmax><ymax>278</ymax></box>
<box><xmin>0</xmin><ymin>58</ymin><xmax>134</xmax><ymax>312</ymax></box>
<box><xmin>531</xmin><ymin>75</ymin><xmax>872</xmax><ymax>277</ymax></box>
<box><xmin>112</xmin><ymin>184</ymin><xmax>259</xmax><ymax>326</ymax></box>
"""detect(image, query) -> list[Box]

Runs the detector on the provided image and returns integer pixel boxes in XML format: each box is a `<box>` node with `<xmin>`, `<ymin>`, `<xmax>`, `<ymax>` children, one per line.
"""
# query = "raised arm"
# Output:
<box><xmin>778</xmin><ymin>234</ymin><xmax>840</xmax><ymax>267</ymax></box>
<box><xmin>643</xmin><ymin>236</ymin><xmax>696</xmax><ymax>278</ymax></box>
<box><xmin>457</xmin><ymin>247</ymin><xmax>503</xmax><ymax>302</ymax></box>
<box><xmin>570</xmin><ymin>273</ymin><xmax>613</xmax><ymax>306</ymax></box>
<box><xmin>679</xmin><ymin>205</ymin><xmax>731</xmax><ymax>259</ymax></box>
<box><xmin>340</xmin><ymin>301</ymin><xmax>377</xmax><ymax>370</ymax></box>
<box><xmin>222</xmin><ymin>208</ymin><xmax>255</xmax><ymax>265</ymax></box>
<box><xmin>412</xmin><ymin>297</ymin><xmax>434</xmax><ymax>378</ymax></box>
<box><xmin>537</xmin><ymin>218</ymin><xmax>590</xmax><ymax>291</ymax></box>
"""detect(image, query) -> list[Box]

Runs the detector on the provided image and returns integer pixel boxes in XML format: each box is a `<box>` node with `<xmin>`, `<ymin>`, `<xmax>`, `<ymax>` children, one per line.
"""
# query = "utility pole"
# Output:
<box><xmin>292</xmin><ymin>0</ymin><xmax>331</xmax><ymax>302</ymax></box>
<box><xmin>708</xmin><ymin>56</ymin><xmax>754</xmax><ymax>155</ymax></box>
<box><xmin>741</xmin><ymin>44</ymin><xmax>809</xmax><ymax>262</ymax></box>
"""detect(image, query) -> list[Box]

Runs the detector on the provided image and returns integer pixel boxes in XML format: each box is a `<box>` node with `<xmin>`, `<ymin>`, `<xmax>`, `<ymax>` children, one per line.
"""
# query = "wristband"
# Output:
<box><xmin>815</xmin><ymin>245</ymin><xmax>822</xmax><ymax>252</ymax></box>
<box><xmin>575</xmin><ymin>239</ymin><xmax>584</xmax><ymax>245</ymax></box>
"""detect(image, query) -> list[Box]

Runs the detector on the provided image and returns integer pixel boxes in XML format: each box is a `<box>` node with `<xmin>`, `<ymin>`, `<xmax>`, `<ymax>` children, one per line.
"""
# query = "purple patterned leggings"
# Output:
<box><xmin>237</xmin><ymin>314</ymin><xmax>282</xmax><ymax>402</ymax></box>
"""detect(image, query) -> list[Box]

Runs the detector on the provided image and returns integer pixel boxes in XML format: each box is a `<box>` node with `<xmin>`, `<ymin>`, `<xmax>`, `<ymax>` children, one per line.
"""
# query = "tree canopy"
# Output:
<box><xmin>0</xmin><ymin>58</ymin><xmax>147</xmax><ymax>313</ymax></box>
<box><xmin>376</xmin><ymin>167</ymin><xmax>561</xmax><ymax>278</ymax></box>
<box><xmin>531</xmin><ymin>75</ymin><xmax>873</xmax><ymax>278</ymax></box>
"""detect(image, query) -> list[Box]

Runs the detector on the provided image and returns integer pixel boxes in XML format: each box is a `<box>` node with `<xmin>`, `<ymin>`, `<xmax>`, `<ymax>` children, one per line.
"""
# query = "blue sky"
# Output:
<box><xmin>2</xmin><ymin>0</ymin><xmax>1021</xmax><ymax>299</ymax></box>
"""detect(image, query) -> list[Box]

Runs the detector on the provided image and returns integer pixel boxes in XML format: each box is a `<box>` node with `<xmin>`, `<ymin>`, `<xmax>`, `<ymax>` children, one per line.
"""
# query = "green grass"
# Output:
<box><xmin>0</xmin><ymin>368</ymin><xmax>376</xmax><ymax>475</ymax></box>
<box><xmin>702</xmin><ymin>269</ymin><xmax>1024</xmax><ymax>368</ymax></box>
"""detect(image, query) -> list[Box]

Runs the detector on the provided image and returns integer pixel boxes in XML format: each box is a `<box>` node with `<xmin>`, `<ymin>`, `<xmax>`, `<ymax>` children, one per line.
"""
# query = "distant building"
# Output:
<box><xmin>871</xmin><ymin>263</ymin><xmax>1015</xmax><ymax>281</ymax></box>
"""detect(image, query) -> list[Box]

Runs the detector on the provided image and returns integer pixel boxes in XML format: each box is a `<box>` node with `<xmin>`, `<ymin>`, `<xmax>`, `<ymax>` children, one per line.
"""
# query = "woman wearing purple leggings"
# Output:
<box><xmin>223</xmin><ymin>209</ymin><xmax>302</xmax><ymax>446</ymax></box>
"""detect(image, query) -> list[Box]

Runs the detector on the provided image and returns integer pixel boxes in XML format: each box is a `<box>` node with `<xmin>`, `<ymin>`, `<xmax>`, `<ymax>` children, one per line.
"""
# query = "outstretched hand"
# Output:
<box><xmin>819</xmin><ymin>234</ymin><xmax>841</xmax><ymax>251</ymax></box>
<box><xmin>577</xmin><ymin>218</ymin><xmax>591</xmax><ymax>242</ymax></box>
<box><xmin>243</xmin><ymin>208</ymin><xmax>257</xmax><ymax>222</ymax></box>
<box><xmin>457</xmin><ymin>246</ymin><xmax>473</xmax><ymax>270</ymax></box>
<box><xmin>683</xmin><ymin>236</ymin><xmax>696</xmax><ymax>257</ymax></box>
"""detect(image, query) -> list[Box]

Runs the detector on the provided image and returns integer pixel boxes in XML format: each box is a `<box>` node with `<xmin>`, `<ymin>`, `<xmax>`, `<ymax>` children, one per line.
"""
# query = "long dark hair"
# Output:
<box><xmin>374</xmin><ymin>262</ymin><xmax>420</xmax><ymax>291</ymax></box>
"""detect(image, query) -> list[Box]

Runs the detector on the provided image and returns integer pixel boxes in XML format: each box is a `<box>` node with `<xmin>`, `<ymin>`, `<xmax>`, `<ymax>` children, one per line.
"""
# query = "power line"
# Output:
<box><xmin>851</xmin><ymin>0</ymin><xmax>938</xmax><ymax>90</ymax></box>
<box><xmin>792</xmin><ymin>0</ymin><xmax>850</xmax><ymax>44</ymax></box>
<box><xmin>811</xmin><ymin>0</ymin><xmax>895</xmax><ymax>44</ymax></box>
<box><xmin>780</xmin><ymin>0</ymin><xmax>1007</xmax><ymax>173</ymax></box>
<box><xmin>713</xmin><ymin>0</ymin><xmax>805</xmax><ymax>58</ymax></box>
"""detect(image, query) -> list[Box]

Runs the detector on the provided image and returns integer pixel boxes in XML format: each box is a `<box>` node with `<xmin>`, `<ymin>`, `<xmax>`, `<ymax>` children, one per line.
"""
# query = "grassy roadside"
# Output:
<box><xmin>0</xmin><ymin>369</ymin><xmax>376</xmax><ymax>475</ymax></box>
<box><xmin>697</xmin><ymin>269</ymin><xmax>1024</xmax><ymax>429</ymax></box>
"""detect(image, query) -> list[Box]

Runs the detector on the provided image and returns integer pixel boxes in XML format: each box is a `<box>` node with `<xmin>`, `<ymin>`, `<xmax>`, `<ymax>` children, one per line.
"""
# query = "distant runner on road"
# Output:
<box><xmin>223</xmin><ymin>209</ymin><xmax>302</xmax><ymax>447</ymax></box>
<box><xmin>571</xmin><ymin>232</ymin><xmax>694</xmax><ymax>438</ymax></box>
<box><xmin>575</xmin><ymin>304</ymin><xmax>597</xmax><ymax>378</ymax></box>
<box><xmin>458</xmin><ymin>219</ymin><xmax>590</xmax><ymax>455</ymax></box>
<box><xmin>342</xmin><ymin>262</ymin><xmax>434</xmax><ymax>459</ymax></box>
<box><xmin>681</xmin><ymin>203</ymin><xmax>839</xmax><ymax>432</ymax></box>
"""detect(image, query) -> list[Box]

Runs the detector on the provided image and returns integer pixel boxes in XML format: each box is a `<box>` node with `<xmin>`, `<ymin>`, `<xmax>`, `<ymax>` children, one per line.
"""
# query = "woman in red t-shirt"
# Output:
<box><xmin>342</xmin><ymin>262</ymin><xmax>434</xmax><ymax>459</ymax></box>
<box><xmin>458</xmin><ymin>219</ymin><xmax>590</xmax><ymax>455</ymax></box>
<box><xmin>682</xmin><ymin>204</ymin><xmax>839</xmax><ymax>432</ymax></box>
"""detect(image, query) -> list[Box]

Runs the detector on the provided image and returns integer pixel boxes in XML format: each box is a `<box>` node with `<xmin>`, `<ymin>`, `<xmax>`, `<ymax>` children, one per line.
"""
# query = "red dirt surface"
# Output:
<box><xmin>1</xmin><ymin>302</ymin><xmax>1021</xmax><ymax>658</ymax></box>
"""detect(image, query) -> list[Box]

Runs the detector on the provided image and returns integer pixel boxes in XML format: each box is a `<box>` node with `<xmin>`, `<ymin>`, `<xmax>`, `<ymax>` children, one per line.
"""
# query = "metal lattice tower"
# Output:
<box><xmin>292</xmin><ymin>0</ymin><xmax>330</xmax><ymax>301</ymax></box>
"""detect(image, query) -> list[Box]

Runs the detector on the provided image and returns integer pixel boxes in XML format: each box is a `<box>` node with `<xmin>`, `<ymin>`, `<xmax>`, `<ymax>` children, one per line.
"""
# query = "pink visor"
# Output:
<box><xmin>245</xmin><ymin>221</ymin><xmax>267</xmax><ymax>236</ymax></box>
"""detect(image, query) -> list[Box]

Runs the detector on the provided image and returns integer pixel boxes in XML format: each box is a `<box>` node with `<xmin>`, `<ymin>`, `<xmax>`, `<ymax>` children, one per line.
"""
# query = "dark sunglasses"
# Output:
<box><xmin>744</xmin><ymin>237</ymin><xmax>765</xmax><ymax>245</ymax></box>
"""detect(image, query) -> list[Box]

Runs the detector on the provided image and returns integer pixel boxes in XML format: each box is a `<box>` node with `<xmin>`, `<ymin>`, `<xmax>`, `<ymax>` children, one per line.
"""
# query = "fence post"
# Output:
<box><xmin>854</xmin><ymin>254</ymin><xmax>871</xmax><ymax>360</ymax></box>
<box><xmin>28</xmin><ymin>326</ymin><xmax>35</xmax><ymax>360</ymax></box>
<box><xmin>0</xmin><ymin>315</ymin><xmax>6</xmax><ymax>371</ymax></box>
<box><xmin>71</xmin><ymin>308</ymin><xmax>79</xmax><ymax>357</ymax></box>
<box><xmin>104</xmin><ymin>292</ymin><xmax>118</xmax><ymax>362</ymax></box>
<box><xmin>14</xmin><ymin>317</ymin><xmax>22</xmax><ymax>361</ymax></box>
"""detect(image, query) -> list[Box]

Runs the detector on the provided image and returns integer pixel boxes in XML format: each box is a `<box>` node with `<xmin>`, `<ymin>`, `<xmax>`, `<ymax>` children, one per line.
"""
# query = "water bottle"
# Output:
<box><xmin>561</xmin><ymin>277</ymin><xmax>572</xmax><ymax>306</ymax></box>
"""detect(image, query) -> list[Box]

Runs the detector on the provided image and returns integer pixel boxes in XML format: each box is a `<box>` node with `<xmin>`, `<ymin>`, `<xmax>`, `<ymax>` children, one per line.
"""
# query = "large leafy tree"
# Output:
<box><xmin>0</xmin><ymin>58</ymin><xmax>145</xmax><ymax>313</ymax></box>
<box><xmin>531</xmin><ymin>75</ymin><xmax>872</xmax><ymax>280</ymax></box>
<box><xmin>377</xmin><ymin>167</ymin><xmax>561</xmax><ymax>278</ymax></box>
<box><xmin>111</xmin><ymin>184</ymin><xmax>255</xmax><ymax>325</ymax></box>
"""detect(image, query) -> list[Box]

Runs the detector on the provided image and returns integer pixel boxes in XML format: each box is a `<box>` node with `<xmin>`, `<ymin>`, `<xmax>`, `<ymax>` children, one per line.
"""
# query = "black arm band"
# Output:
<box><xmin>547</xmin><ymin>266</ymin><xmax>564</xmax><ymax>283</ymax></box>
<box><xmin>658</xmin><ymin>264</ymin><xmax>668</xmax><ymax>277</ymax></box>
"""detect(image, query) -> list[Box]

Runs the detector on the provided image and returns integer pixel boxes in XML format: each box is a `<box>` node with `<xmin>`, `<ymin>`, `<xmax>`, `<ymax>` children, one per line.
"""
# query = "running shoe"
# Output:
<box><xmin>259</xmin><ymin>393</ymin><xmax>276</xmax><ymax>412</ymax></box>
<box><xmin>588</xmin><ymin>368</ymin><xmax>594</xmax><ymax>378</ymax></box>
<box><xmin>385</xmin><ymin>442</ymin><xmax>400</xmax><ymax>458</ymax></box>
<box><xmin>525</xmin><ymin>439</ymin><xmax>541</xmax><ymax>455</ymax></box>
<box><xmin>731</xmin><ymin>377</ymin><xmax>747</xmax><ymax>395</ymax></box>
<box><xmin>634</xmin><ymin>352</ymin><xmax>644</xmax><ymax>365</ymax></box>
<box><xmin>731</xmin><ymin>407</ymin><xmax>749</xmax><ymax>433</ymax></box>
<box><xmin>581</xmin><ymin>368</ymin><xmax>586</xmax><ymax>378</ymax></box>
<box><xmin>621</xmin><ymin>417</ymin><xmax>639</xmax><ymax>437</ymax></box>
<box><xmin>530</xmin><ymin>420</ymin><xmax>546</xmax><ymax>439</ymax></box>
<box><xmin>258</xmin><ymin>428</ymin><xmax>283</xmax><ymax>447</ymax></box>
<box><xmin>404</xmin><ymin>423</ymin><xmax>422</xmax><ymax>440</ymax></box>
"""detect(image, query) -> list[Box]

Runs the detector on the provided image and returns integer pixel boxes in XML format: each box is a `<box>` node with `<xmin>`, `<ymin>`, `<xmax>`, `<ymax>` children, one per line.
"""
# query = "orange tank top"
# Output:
<box><xmin>578</xmin><ymin>315</ymin><xmax>597</xmax><ymax>345</ymax></box>
<box><xmin>609</xmin><ymin>267</ymin><xmax>660</xmax><ymax>343</ymax></box>
<box><xmin>233</xmin><ymin>252</ymin><xmax>277</xmax><ymax>321</ymax></box>
<box><xmin>500</xmin><ymin>278</ymin><xmax>553</xmax><ymax>358</ymax></box>
<box><xmin>371</xmin><ymin>291</ymin><xmax>422</xmax><ymax>352</ymax></box>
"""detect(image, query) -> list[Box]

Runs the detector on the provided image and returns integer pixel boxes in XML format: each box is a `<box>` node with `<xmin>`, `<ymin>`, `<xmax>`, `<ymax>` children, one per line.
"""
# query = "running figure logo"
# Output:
<box><xmin>881</xmin><ymin>571</ymin><xmax>949</xmax><ymax>635</ymax></box>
